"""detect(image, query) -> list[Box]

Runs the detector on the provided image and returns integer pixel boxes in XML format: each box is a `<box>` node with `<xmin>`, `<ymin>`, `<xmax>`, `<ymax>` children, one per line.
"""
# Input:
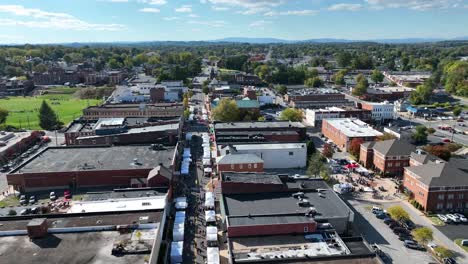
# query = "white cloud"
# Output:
<box><xmin>188</xmin><ymin>20</ymin><xmax>226</xmax><ymax>27</ymax></box>
<box><xmin>175</xmin><ymin>5</ymin><xmax>192</xmax><ymax>13</ymax></box>
<box><xmin>328</xmin><ymin>3</ymin><xmax>362</xmax><ymax>11</ymax></box>
<box><xmin>138</xmin><ymin>0</ymin><xmax>167</xmax><ymax>5</ymax></box>
<box><xmin>188</xmin><ymin>14</ymin><xmax>199</xmax><ymax>18</ymax></box>
<box><xmin>0</xmin><ymin>5</ymin><xmax>125</xmax><ymax>31</ymax></box>
<box><xmin>206</xmin><ymin>0</ymin><xmax>284</xmax><ymax>15</ymax></box>
<box><xmin>249</xmin><ymin>20</ymin><xmax>271</xmax><ymax>27</ymax></box>
<box><xmin>237</xmin><ymin>7</ymin><xmax>270</xmax><ymax>15</ymax></box>
<box><xmin>365</xmin><ymin>0</ymin><xmax>464</xmax><ymax>11</ymax></box>
<box><xmin>105</xmin><ymin>0</ymin><xmax>129</xmax><ymax>3</ymax></box>
<box><xmin>163</xmin><ymin>16</ymin><xmax>180</xmax><ymax>21</ymax></box>
<box><xmin>264</xmin><ymin>9</ymin><xmax>318</xmax><ymax>16</ymax></box>
<box><xmin>212</xmin><ymin>6</ymin><xmax>230</xmax><ymax>11</ymax></box>
<box><xmin>139</xmin><ymin>7</ymin><xmax>160</xmax><ymax>13</ymax></box>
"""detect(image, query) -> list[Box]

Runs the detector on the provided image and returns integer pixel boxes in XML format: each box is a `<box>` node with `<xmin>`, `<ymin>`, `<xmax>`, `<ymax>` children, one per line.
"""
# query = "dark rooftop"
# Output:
<box><xmin>223</xmin><ymin>182</ymin><xmax>352</xmax><ymax>227</ymax></box>
<box><xmin>406</xmin><ymin>159</ymin><xmax>468</xmax><ymax>188</ymax></box>
<box><xmin>372</xmin><ymin>139</ymin><xmax>416</xmax><ymax>156</ymax></box>
<box><xmin>222</xmin><ymin>172</ymin><xmax>282</xmax><ymax>185</ymax></box>
<box><xmin>214</xmin><ymin>121</ymin><xmax>305</xmax><ymax>130</ymax></box>
<box><xmin>11</xmin><ymin>145</ymin><xmax>175</xmax><ymax>174</ymax></box>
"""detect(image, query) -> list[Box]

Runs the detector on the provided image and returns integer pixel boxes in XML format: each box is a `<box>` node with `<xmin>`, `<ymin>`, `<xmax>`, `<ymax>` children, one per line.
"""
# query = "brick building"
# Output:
<box><xmin>0</xmin><ymin>77</ymin><xmax>34</xmax><ymax>96</ymax></box>
<box><xmin>359</xmin><ymin>139</ymin><xmax>415</xmax><ymax>176</ymax></box>
<box><xmin>322</xmin><ymin>118</ymin><xmax>382</xmax><ymax>151</ymax></box>
<box><xmin>216</xmin><ymin>153</ymin><xmax>264</xmax><ymax>174</ymax></box>
<box><xmin>304</xmin><ymin>107</ymin><xmax>372</xmax><ymax>127</ymax></box>
<box><xmin>403</xmin><ymin>158</ymin><xmax>468</xmax><ymax>212</ymax></box>
<box><xmin>82</xmin><ymin>103</ymin><xmax>184</xmax><ymax>121</ymax></box>
<box><xmin>7</xmin><ymin>145</ymin><xmax>177</xmax><ymax>192</ymax></box>
<box><xmin>284</xmin><ymin>88</ymin><xmax>354</xmax><ymax>109</ymax></box>
<box><xmin>360</xmin><ymin>101</ymin><xmax>395</xmax><ymax>122</ymax></box>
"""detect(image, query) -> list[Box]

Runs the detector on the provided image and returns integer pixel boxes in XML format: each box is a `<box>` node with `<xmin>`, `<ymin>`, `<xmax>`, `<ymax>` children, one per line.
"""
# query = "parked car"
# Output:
<box><xmin>19</xmin><ymin>195</ymin><xmax>27</xmax><ymax>205</ymax></box>
<box><xmin>31</xmin><ymin>207</ymin><xmax>39</xmax><ymax>214</ymax></box>
<box><xmin>393</xmin><ymin>227</ymin><xmax>410</xmax><ymax>235</ymax></box>
<box><xmin>20</xmin><ymin>208</ymin><xmax>31</xmax><ymax>215</ymax></box>
<box><xmin>29</xmin><ymin>196</ymin><xmax>37</xmax><ymax>204</ymax></box>
<box><xmin>446</xmin><ymin>214</ymin><xmax>461</xmax><ymax>224</ymax></box>
<box><xmin>427</xmin><ymin>242</ymin><xmax>438</xmax><ymax>253</ymax></box>
<box><xmin>454</xmin><ymin>213</ymin><xmax>468</xmax><ymax>223</ymax></box>
<box><xmin>389</xmin><ymin>222</ymin><xmax>401</xmax><ymax>230</ymax></box>
<box><xmin>404</xmin><ymin>240</ymin><xmax>425</xmax><ymax>251</ymax></box>
<box><xmin>50</xmin><ymin>191</ymin><xmax>57</xmax><ymax>201</ymax></box>
<box><xmin>376</xmin><ymin>212</ymin><xmax>387</xmax><ymax>219</ymax></box>
<box><xmin>461</xmin><ymin>239</ymin><xmax>468</xmax><ymax>246</ymax></box>
<box><xmin>443</xmin><ymin>257</ymin><xmax>457</xmax><ymax>264</ymax></box>
<box><xmin>401</xmin><ymin>219</ymin><xmax>416</xmax><ymax>230</ymax></box>
<box><xmin>398</xmin><ymin>233</ymin><xmax>413</xmax><ymax>241</ymax></box>
<box><xmin>437</xmin><ymin>214</ymin><xmax>451</xmax><ymax>223</ymax></box>
<box><xmin>372</xmin><ymin>206</ymin><xmax>383</xmax><ymax>214</ymax></box>
<box><xmin>383</xmin><ymin>218</ymin><xmax>396</xmax><ymax>225</ymax></box>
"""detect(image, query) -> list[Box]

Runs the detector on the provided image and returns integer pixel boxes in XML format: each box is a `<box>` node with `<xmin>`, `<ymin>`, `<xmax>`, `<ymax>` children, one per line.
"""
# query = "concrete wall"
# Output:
<box><xmin>234</xmin><ymin>146</ymin><xmax>306</xmax><ymax>169</ymax></box>
<box><xmin>227</xmin><ymin>222</ymin><xmax>317</xmax><ymax>237</ymax></box>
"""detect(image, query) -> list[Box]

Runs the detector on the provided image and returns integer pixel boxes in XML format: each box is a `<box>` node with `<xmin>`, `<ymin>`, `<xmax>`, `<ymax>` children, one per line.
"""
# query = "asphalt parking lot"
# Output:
<box><xmin>436</xmin><ymin>223</ymin><xmax>468</xmax><ymax>241</ymax></box>
<box><xmin>346</xmin><ymin>197</ymin><xmax>435</xmax><ymax>264</ymax></box>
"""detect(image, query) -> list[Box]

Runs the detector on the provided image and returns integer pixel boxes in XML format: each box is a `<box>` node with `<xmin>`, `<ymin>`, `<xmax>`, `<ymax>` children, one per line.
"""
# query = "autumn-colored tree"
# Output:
<box><xmin>424</xmin><ymin>145</ymin><xmax>451</xmax><ymax>161</ymax></box>
<box><xmin>349</xmin><ymin>138</ymin><xmax>364</xmax><ymax>158</ymax></box>
<box><xmin>322</xmin><ymin>143</ymin><xmax>334</xmax><ymax>158</ymax></box>
<box><xmin>377</xmin><ymin>133</ymin><xmax>397</xmax><ymax>141</ymax></box>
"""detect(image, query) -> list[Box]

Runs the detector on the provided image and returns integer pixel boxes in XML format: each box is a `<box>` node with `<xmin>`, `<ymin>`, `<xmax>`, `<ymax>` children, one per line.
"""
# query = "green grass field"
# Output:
<box><xmin>1</xmin><ymin>91</ymin><xmax>101</xmax><ymax>130</ymax></box>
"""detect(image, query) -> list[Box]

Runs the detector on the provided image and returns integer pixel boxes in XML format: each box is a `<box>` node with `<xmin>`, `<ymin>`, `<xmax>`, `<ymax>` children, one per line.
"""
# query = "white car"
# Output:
<box><xmin>454</xmin><ymin>213</ymin><xmax>468</xmax><ymax>223</ymax></box>
<box><xmin>446</xmin><ymin>214</ymin><xmax>461</xmax><ymax>223</ymax></box>
<box><xmin>437</xmin><ymin>214</ymin><xmax>450</xmax><ymax>223</ymax></box>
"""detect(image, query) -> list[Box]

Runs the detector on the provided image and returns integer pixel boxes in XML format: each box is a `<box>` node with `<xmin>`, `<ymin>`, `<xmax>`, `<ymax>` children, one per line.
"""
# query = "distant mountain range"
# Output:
<box><xmin>212</xmin><ymin>37</ymin><xmax>468</xmax><ymax>44</ymax></box>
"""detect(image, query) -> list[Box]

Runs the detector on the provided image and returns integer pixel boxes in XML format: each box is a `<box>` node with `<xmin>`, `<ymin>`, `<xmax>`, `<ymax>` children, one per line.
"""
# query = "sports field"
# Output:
<box><xmin>1</xmin><ymin>90</ymin><xmax>101</xmax><ymax>130</ymax></box>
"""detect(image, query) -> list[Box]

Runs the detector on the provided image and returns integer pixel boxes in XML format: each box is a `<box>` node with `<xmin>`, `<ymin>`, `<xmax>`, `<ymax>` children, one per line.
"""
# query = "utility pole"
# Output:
<box><xmin>55</xmin><ymin>130</ymin><xmax>58</xmax><ymax>146</ymax></box>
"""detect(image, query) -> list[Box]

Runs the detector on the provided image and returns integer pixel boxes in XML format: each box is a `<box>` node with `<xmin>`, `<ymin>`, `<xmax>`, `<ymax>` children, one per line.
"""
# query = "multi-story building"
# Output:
<box><xmin>284</xmin><ymin>88</ymin><xmax>354</xmax><ymax>109</ymax></box>
<box><xmin>360</xmin><ymin>86</ymin><xmax>414</xmax><ymax>102</ymax></box>
<box><xmin>0</xmin><ymin>77</ymin><xmax>34</xmax><ymax>96</ymax></box>
<box><xmin>359</xmin><ymin>139</ymin><xmax>415</xmax><ymax>176</ymax></box>
<box><xmin>360</xmin><ymin>101</ymin><xmax>395</xmax><ymax>122</ymax></box>
<box><xmin>403</xmin><ymin>158</ymin><xmax>468</xmax><ymax>212</ymax></box>
<box><xmin>82</xmin><ymin>103</ymin><xmax>184</xmax><ymax>121</ymax></box>
<box><xmin>304</xmin><ymin>107</ymin><xmax>372</xmax><ymax>127</ymax></box>
<box><xmin>322</xmin><ymin>118</ymin><xmax>382</xmax><ymax>151</ymax></box>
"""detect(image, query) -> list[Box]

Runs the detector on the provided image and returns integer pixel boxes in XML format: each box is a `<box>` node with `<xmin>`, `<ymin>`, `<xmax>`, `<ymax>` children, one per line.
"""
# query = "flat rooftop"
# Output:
<box><xmin>223</xmin><ymin>187</ymin><xmax>352</xmax><ymax>226</ymax></box>
<box><xmin>69</xmin><ymin>195</ymin><xmax>167</xmax><ymax>213</ymax></box>
<box><xmin>214</xmin><ymin>121</ymin><xmax>305</xmax><ymax>130</ymax></box>
<box><xmin>221</xmin><ymin>142</ymin><xmax>306</xmax><ymax>151</ymax></box>
<box><xmin>324</xmin><ymin>119</ymin><xmax>383</xmax><ymax>138</ymax></box>
<box><xmin>0</xmin><ymin>231</ymin><xmax>151</xmax><ymax>264</ymax></box>
<box><xmin>11</xmin><ymin>145</ymin><xmax>175</xmax><ymax>174</ymax></box>
<box><xmin>0</xmin><ymin>211</ymin><xmax>163</xmax><ymax>232</ymax></box>
<box><xmin>222</xmin><ymin>172</ymin><xmax>283</xmax><ymax>185</ymax></box>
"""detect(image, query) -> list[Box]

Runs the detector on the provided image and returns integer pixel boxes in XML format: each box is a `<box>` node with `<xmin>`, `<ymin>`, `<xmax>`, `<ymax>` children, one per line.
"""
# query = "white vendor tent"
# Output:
<box><xmin>207</xmin><ymin>247</ymin><xmax>220</xmax><ymax>264</ymax></box>
<box><xmin>205</xmin><ymin>210</ymin><xmax>216</xmax><ymax>222</ymax></box>
<box><xmin>206</xmin><ymin>226</ymin><xmax>218</xmax><ymax>241</ymax></box>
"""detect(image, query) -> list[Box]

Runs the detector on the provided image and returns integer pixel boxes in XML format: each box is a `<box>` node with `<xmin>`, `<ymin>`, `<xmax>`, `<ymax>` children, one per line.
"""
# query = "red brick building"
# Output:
<box><xmin>82</xmin><ymin>103</ymin><xmax>184</xmax><ymax>121</ymax></box>
<box><xmin>216</xmin><ymin>154</ymin><xmax>264</xmax><ymax>174</ymax></box>
<box><xmin>359</xmin><ymin>139</ymin><xmax>415</xmax><ymax>176</ymax></box>
<box><xmin>7</xmin><ymin>145</ymin><xmax>177</xmax><ymax>192</ymax></box>
<box><xmin>403</xmin><ymin>158</ymin><xmax>468</xmax><ymax>212</ymax></box>
<box><xmin>322</xmin><ymin>118</ymin><xmax>382</xmax><ymax>151</ymax></box>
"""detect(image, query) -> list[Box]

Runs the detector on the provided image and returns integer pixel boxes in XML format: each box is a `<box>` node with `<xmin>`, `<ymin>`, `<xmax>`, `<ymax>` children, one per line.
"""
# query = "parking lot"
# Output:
<box><xmin>436</xmin><ymin>223</ymin><xmax>468</xmax><ymax>241</ymax></box>
<box><xmin>347</xmin><ymin>197</ymin><xmax>436</xmax><ymax>264</ymax></box>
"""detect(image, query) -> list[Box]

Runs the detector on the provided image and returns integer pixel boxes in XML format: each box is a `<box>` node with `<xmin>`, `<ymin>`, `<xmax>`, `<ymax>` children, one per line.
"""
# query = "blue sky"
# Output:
<box><xmin>0</xmin><ymin>0</ymin><xmax>467</xmax><ymax>43</ymax></box>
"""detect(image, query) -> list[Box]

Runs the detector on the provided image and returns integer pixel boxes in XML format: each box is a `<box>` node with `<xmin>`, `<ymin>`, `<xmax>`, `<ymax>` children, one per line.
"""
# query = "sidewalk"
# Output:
<box><xmin>400</xmin><ymin>200</ymin><xmax>468</xmax><ymax>263</ymax></box>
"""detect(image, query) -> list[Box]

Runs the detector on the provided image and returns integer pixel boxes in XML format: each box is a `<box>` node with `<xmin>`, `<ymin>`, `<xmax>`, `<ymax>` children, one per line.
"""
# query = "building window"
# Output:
<box><xmin>239</xmin><ymin>164</ymin><xmax>243</xmax><ymax>169</ymax></box>
<box><xmin>459</xmin><ymin>194</ymin><xmax>464</xmax><ymax>199</ymax></box>
<box><xmin>289</xmin><ymin>152</ymin><xmax>294</xmax><ymax>156</ymax></box>
<box><xmin>447</xmin><ymin>203</ymin><xmax>453</xmax><ymax>209</ymax></box>
<box><xmin>458</xmin><ymin>203</ymin><xmax>463</xmax><ymax>208</ymax></box>
<box><xmin>448</xmin><ymin>194</ymin><xmax>454</xmax><ymax>200</ymax></box>
<box><xmin>388</xmin><ymin>162</ymin><xmax>393</xmax><ymax>167</ymax></box>
<box><xmin>230</xmin><ymin>164</ymin><xmax>234</xmax><ymax>170</ymax></box>
<box><xmin>438</xmin><ymin>194</ymin><xmax>444</xmax><ymax>200</ymax></box>
<box><xmin>253</xmin><ymin>163</ymin><xmax>257</xmax><ymax>169</ymax></box>
<box><xmin>437</xmin><ymin>203</ymin><xmax>444</xmax><ymax>210</ymax></box>
<box><xmin>304</xmin><ymin>226</ymin><xmax>308</xmax><ymax>233</ymax></box>
<box><xmin>248</xmin><ymin>164</ymin><xmax>252</xmax><ymax>169</ymax></box>
<box><xmin>92</xmin><ymin>140</ymin><xmax>96</xmax><ymax>144</ymax></box>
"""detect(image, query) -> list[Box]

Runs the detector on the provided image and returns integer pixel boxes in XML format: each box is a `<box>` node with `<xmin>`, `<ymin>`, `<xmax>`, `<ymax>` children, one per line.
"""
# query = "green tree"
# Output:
<box><xmin>0</xmin><ymin>108</ymin><xmax>8</xmax><ymax>124</ymax></box>
<box><xmin>427</xmin><ymin>128</ymin><xmax>436</xmax><ymax>134</ymax></box>
<box><xmin>377</xmin><ymin>133</ymin><xmax>397</xmax><ymax>141</ymax></box>
<box><xmin>387</xmin><ymin>206</ymin><xmax>410</xmax><ymax>222</ymax></box>
<box><xmin>322</xmin><ymin>143</ymin><xmax>334</xmax><ymax>158</ymax></box>
<box><xmin>279</xmin><ymin>108</ymin><xmax>303</xmax><ymax>122</ymax></box>
<box><xmin>412</xmin><ymin>125</ymin><xmax>428</xmax><ymax>144</ymax></box>
<box><xmin>434</xmin><ymin>247</ymin><xmax>454</xmax><ymax>258</ymax></box>
<box><xmin>211</xmin><ymin>99</ymin><xmax>240</xmax><ymax>122</ymax></box>
<box><xmin>371</xmin><ymin>69</ymin><xmax>384</xmax><ymax>83</ymax></box>
<box><xmin>332</xmin><ymin>71</ymin><xmax>346</xmax><ymax>85</ymax></box>
<box><xmin>38</xmin><ymin>100</ymin><xmax>61</xmax><ymax>130</ymax></box>
<box><xmin>336</xmin><ymin>52</ymin><xmax>352</xmax><ymax>67</ymax></box>
<box><xmin>276</xmin><ymin>85</ymin><xmax>288</xmax><ymax>95</ymax></box>
<box><xmin>257</xmin><ymin>116</ymin><xmax>266</xmax><ymax>121</ymax></box>
<box><xmin>307</xmin><ymin>153</ymin><xmax>325</xmax><ymax>177</ymax></box>
<box><xmin>411</xmin><ymin>227</ymin><xmax>433</xmax><ymax>245</ymax></box>
<box><xmin>453</xmin><ymin>106</ymin><xmax>462</xmax><ymax>116</ymax></box>
<box><xmin>305</xmin><ymin>77</ymin><xmax>323</xmax><ymax>88</ymax></box>
<box><xmin>352</xmin><ymin>74</ymin><xmax>369</xmax><ymax>96</ymax></box>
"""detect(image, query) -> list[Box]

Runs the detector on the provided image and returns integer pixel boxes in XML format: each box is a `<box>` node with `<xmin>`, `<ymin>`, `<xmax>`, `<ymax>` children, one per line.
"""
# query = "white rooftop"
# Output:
<box><xmin>68</xmin><ymin>195</ymin><xmax>167</xmax><ymax>213</ymax></box>
<box><xmin>226</xmin><ymin>143</ymin><xmax>306</xmax><ymax>151</ymax></box>
<box><xmin>324</xmin><ymin>118</ymin><xmax>383</xmax><ymax>138</ymax></box>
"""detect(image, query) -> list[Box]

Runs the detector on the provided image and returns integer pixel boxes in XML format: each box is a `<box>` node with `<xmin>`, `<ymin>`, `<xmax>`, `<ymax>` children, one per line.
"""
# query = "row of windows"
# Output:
<box><xmin>230</xmin><ymin>163</ymin><xmax>258</xmax><ymax>170</ymax></box>
<box><xmin>436</xmin><ymin>202</ymin><xmax>468</xmax><ymax>210</ymax></box>
<box><xmin>438</xmin><ymin>194</ymin><xmax>465</xmax><ymax>200</ymax></box>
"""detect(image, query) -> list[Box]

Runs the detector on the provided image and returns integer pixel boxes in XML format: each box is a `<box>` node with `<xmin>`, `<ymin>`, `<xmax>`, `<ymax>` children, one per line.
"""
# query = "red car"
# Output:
<box><xmin>442</xmin><ymin>138</ymin><xmax>451</xmax><ymax>143</ymax></box>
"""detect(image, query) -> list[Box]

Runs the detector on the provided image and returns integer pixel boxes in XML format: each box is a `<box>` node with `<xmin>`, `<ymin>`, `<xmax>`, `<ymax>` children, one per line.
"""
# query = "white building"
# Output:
<box><xmin>362</xmin><ymin>101</ymin><xmax>395</xmax><ymax>121</ymax></box>
<box><xmin>218</xmin><ymin>143</ymin><xmax>307</xmax><ymax>169</ymax></box>
<box><xmin>304</xmin><ymin>107</ymin><xmax>343</xmax><ymax>127</ymax></box>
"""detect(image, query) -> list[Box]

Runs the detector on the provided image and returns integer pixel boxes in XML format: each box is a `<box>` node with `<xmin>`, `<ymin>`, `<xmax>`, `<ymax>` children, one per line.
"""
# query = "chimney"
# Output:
<box><xmin>27</xmin><ymin>218</ymin><xmax>48</xmax><ymax>239</ymax></box>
